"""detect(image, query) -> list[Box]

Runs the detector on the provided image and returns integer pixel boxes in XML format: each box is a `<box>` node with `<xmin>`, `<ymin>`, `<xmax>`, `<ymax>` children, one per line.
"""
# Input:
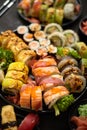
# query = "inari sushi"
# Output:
<box><xmin>1</xmin><ymin>105</ymin><xmax>17</xmax><ymax>130</ymax></box>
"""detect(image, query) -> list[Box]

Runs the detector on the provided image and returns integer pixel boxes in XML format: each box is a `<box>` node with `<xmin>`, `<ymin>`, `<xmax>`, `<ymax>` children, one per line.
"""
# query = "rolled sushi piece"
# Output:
<box><xmin>63</xmin><ymin>3</ymin><xmax>75</xmax><ymax>20</ymax></box>
<box><xmin>23</xmin><ymin>33</ymin><xmax>34</xmax><ymax>42</ymax></box>
<box><xmin>47</xmin><ymin>44</ymin><xmax>57</xmax><ymax>54</ymax></box>
<box><xmin>74</xmin><ymin>42</ymin><xmax>87</xmax><ymax>58</ymax></box>
<box><xmin>54</xmin><ymin>9</ymin><xmax>64</xmax><ymax>25</ymax></box>
<box><xmin>1</xmin><ymin>105</ymin><xmax>17</xmax><ymax>130</ymax></box>
<box><xmin>80</xmin><ymin>58</ymin><xmax>87</xmax><ymax>77</ymax></box>
<box><xmin>39</xmin><ymin>4</ymin><xmax>48</xmax><ymax>23</ymax></box>
<box><xmin>46</xmin><ymin>7</ymin><xmax>55</xmax><ymax>23</ymax></box>
<box><xmin>64</xmin><ymin>73</ymin><xmax>86</xmax><ymax>93</ymax></box>
<box><xmin>63</xmin><ymin>29</ymin><xmax>79</xmax><ymax>47</ymax></box>
<box><xmin>17</xmin><ymin>25</ymin><xmax>28</xmax><ymax>35</ymax></box>
<box><xmin>61</xmin><ymin>65</ymin><xmax>82</xmax><ymax>78</ymax></box>
<box><xmin>57</xmin><ymin>56</ymin><xmax>78</xmax><ymax>71</ymax></box>
<box><xmin>48</xmin><ymin>32</ymin><xmax>67</xmax><ymax>47</ymax></box>
<box><xmin>44</xmin><ymin>23</ymin><xmax>63</xmax><ymax>35</ymax></box>
<box><xmin>39</xmin><ymin>38</ymin><xmax>50</xmax><ymax>47</ymax></box>
<box><xmin>54</xmin><ymin>0</ymin><xmax>67</xmax><ymax>8</ymax></box>
<box><xmin>34</xmin><ymin>31</ymin><xmax>46</xmax><ymax>40</ymax></box>
<box><xmin>36</xmin><ymin>46</ymin><xmax>48</xmax><ymax>57</ymax></box>
<box><xmin>28</xmin><ymin>40</ymin><xmax>40</xmax><ymax>51</ymax></box>
<box><xmin>29</xmin><ymin>23</ymin><xmax>41</xmax><ymax>32</ymax></box>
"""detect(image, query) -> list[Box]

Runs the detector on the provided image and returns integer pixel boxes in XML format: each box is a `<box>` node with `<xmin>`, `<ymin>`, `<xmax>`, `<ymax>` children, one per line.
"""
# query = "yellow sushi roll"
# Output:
<box><xmin>5</xmin><ymin>70</ymin><xmax>28</xmax><ymax>84</ymax></box>
<box><xmin>8</xmin><ymin>62</ymin><xmax>29</xmax><ymax>75</ymax></box>
<box><xmin>2</xmin><ymin>78</ymin><xmax>24</xmax><ymax>93</ymax></box>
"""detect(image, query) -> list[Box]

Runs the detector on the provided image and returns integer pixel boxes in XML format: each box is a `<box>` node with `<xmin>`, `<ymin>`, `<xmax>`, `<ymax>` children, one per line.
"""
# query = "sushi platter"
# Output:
<box><xmin>0</xmin><ymin>22</ymin><xmax>87</xmax><ymax>116</ymax></box>
<box><xmin>17</xmin><ymin>0</ymin><xmax>82</xmax><ymax>27</ymax></box>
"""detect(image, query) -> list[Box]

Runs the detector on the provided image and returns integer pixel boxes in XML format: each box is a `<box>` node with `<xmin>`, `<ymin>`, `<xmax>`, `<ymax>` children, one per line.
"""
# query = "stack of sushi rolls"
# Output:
<box><xmin>2</xmin><ymin>62</ymin><xmax>29</xmax><ymax>94</ymax></box>
<box><xmin>57</xmin><ymin>56</ymin><xmax>86</xmax><ymax>93</ymax></box>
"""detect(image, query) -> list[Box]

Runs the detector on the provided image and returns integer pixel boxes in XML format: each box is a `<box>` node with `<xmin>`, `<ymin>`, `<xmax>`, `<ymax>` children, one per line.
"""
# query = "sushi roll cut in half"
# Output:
<box><xmin>64</xmin><ymin>73</ymin><xmax>86</xmax><ymax>93</ymax></box>
<box><xmin>57</xmin><ymin>56</ymin><xmax>78</xmax><ymax>71</ymax></box>
<box><xmin>63</xmin><ymin>29</ymin><xmax>79</xmax><ymax>47</ymax></box>
<box><xmin>17</xmin><ymin>25</ymin><xmax>28</xmax><ymax>35</ymax></box>
<box><xmin>48</xmin><ymin>32</ymin><xmax>67</xmax><ymax>47</ymax></box>
<box><xmin>1</xmin><ymin>105</ymin><xmax>17</xmax><ymax>130</ymax></box>
<box><xmin>29</xmin><ymin>23</ymin><xmax>41</xmax><ymax>32</ymax></box>
<box><xmin>44</xmin><ymin>23</ymin><xmax>63</xmax><ymax>36</ymax></box>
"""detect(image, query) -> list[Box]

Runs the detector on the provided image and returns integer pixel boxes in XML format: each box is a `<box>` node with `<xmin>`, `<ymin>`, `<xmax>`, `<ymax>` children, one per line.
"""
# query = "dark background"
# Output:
<box><xmin>0</xmin><ymin>0</ymin><xmax>87</xmax><ymax>130</ymax></box>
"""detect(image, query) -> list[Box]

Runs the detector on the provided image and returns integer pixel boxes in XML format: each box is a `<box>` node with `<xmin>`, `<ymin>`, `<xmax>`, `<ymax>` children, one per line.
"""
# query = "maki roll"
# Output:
<box><xmin>48</xmin><ymin>32</ymin><xmax>67</xmax><ymax>47</ymax></box>
<box><xmin>29</xmin><ymin>23</ymin><xmax>41</xmax><ymax>32</ymax></box>
<box><xmin>39</xmin><ymin>38</ymin><xmax>50</xmax><ymax>47</ymax></box>
<box><xmin>64</xmin><ymin>73</ymin><xmax>86</xmax><ymax>93</ymax></box>
<box><xmin>28</xmin><ymin>40</ymin><xmax>40</xmax><ymax>51</ymax></box>
<box><xmin>64</xmin><ymin>3</ymin><xmax>75</xmax><ymax>20</ymax></box>
<box><xmin>34</xmin><ymin>31</ymin><xmax>46</xmax><ymax>40</ymax></box>
<box><xmin>63</xmin><ymin>29</ymin><xmax>79</xmax><ymax>47</ymax></box>
<box><xmin>54</xmin><ymin>9</ymin><xmax>64</xmax><ymax>25</ymax></box>
<box><xmin>46</xmin><ymin>7</ymin><xmax>55</xmax><ymax>23</ymax></box>
<box><xmin>1</xmin><ymin>105</ymin><xmax>17</xmax><ymax>130</ymax></box>
<box><xmin>74</xmin><ymin>42</ymin><xmax>87</xmax><ymax>58</ymax></box>
<box><xmin>17</xmin><ymin>25</ymin><xmax>28</xmax><ymax>35</ymax></box>
<box><xmin>57</xmin><ymin>56</ymin><xmax>78</xmax><ymax>71</ymax></box>
<box><xmin>44</xmin><ymin>23</ymin><xmax>63</xmax><ymax>35</ymax></box>
<box><xmin>61</xmin><ymin>65</ymin><xmax>82</xmax><ymax>78</ymax></box>
<box><xmin>39</xmin><ymin>4</ymin><xmax>48</xmax><ymax>23</ymax></box>
<box><xmin>23</xmin><ymin>33</ymin><xmax>34</xmax><ymax>42</ymax></box>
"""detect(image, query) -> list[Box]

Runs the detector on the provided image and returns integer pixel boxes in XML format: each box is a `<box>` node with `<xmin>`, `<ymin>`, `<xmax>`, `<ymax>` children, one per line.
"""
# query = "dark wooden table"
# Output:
<box><xmin>0</xmin><ymin>0</ymin><xmax>87</xmax><ymax>130</ymax></box>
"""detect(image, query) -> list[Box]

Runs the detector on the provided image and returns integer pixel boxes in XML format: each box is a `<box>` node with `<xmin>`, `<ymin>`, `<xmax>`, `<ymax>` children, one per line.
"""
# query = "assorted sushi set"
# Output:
<box><xmin>0</xmin><ymin>22</ymin><xmax>87</xmax><ymax>117</ymax></box>
<box><xmin>17</xmin><ymin>0</ymin><xmax>81</xmax><ymax>26</ymax></box>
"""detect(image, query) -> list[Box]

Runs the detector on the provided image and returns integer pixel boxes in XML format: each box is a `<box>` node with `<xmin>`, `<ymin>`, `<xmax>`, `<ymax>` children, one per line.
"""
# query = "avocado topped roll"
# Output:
<box><xmin>63</xmin><ymin>29</ymin><xmax>79</xmax><ymax>47</ymax></box>
<box><xmin>44</xmin><ymin>23</ymin><xmax>63</xmax><ymax>35</ymax></box>
<box><xmin>64</xmin><ymin>73</ymin><xmax>86</xmax><ymax>93</ymax></box>
<box><xmin>1</xmin><ymin>105</ymin><xmax>17</xmax><ymax>130</ymax></box>
<box><xmin>48</xmin><ymin>32</ymin><xmax>66</xmax><ymax>47</ymax></box>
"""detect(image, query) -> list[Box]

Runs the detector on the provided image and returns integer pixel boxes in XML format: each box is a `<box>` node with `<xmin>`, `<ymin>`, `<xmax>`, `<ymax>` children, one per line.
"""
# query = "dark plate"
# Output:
<box><xmin>68</xmin><ymin>98</ymin><xmax>87</xmax><ymax>130</ymax></box>
<box><xmin>17</xmin><ymin>0</ymin><xmax>82</xmax><ymax>27</ymax></box>
<box><xmin>0</xmin><ymin>86</ymin><xmax>87</xmax><ymax>114</ymax></box>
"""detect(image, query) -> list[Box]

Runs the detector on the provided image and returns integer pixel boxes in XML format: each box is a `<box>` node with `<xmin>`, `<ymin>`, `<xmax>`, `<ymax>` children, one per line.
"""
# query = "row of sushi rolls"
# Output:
<box><xmin>18</xmin><ymin>0</ymin><xmax>81</xmax><ymax>25</ymax></box>
<box><xmin>0</xmin><ymin>21</ymin><xmax>87</xmax><ymax>129</ymax></box>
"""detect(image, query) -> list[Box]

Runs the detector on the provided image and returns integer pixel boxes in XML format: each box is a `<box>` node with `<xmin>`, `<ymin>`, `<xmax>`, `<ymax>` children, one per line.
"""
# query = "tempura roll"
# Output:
<box><xmin>1</xmin><ymin>105</ymin><xmax>17</xmax><ymax>130</ymax></box>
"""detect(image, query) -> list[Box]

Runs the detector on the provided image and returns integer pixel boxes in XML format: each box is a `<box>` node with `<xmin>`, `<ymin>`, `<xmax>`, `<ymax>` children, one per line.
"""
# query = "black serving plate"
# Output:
<box><xmin>17</xmin><ymin>0</ymin><xmax>82</xmax><ymax>28</ymax></box>
<box><xmin>68</xmin><ymin>98</ymin><xmax>87</xmax><ymax>130</ymax></box>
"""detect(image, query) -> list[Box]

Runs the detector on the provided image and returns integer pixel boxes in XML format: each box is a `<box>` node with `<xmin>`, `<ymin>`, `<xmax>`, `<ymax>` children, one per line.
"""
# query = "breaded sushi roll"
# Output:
<box><xmin>57</xmin><ymin>56</ymin><xmax>78</xmax><ymax>71</ymax></box>
<box><xmin>64</xmin><ymin>73</ymin><xmax>86</xmax><ymax>93</ymax></box>
<box><xmin>1</xmin><ymin>105</ymin><xmax>17</xmax><ymax>130</ymax></box>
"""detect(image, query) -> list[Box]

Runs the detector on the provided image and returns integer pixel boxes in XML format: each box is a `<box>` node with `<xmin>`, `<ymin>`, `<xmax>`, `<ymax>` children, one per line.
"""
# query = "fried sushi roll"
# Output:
<box><xmin>1</xmin><ymin>105</ymin><xmax>17</xmax><ymax>130</ymax></box>
<box><xmin>57</xmin><ymin>56</ymin><xmax>78</xmax><ymax>71</ymax></box>
<box><xmin>8</xmin><ymin>62</ymin><xmax>29</xmax><ymax>74</ymax></box>
<box><xmin>43</xmin><ymin>86</ymin><xmax>69</xmax><ymax>108</ymax></box>
<box><xmin>61</xmin><ymin>65</ymin><xmax>82</xmax><ymax>79</ymax></box>
<box><xmin>16</xmin><ymin>49</ymin><xmax>36</xmax><ymax>64</ymax></box>
<box><xmin>64</xmin><ymin>73</ymin><xmax>86</xmax><ymax>93</ymax></box>
<box><xmin>2</xmin><ymin>78</ymin><xmax>24</xmax><ymax>94</ymax></box>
